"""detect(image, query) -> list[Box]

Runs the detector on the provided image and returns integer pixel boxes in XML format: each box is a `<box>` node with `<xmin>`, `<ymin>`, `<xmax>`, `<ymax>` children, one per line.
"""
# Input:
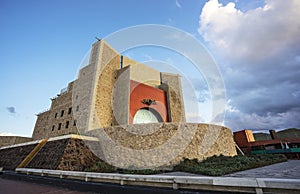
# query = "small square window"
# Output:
<box><xmin>58</xmin><ymin>123</ymin><xmax>62</xmax><ymax>130</ymax></box>
<box><xmin>61</xmin><ymin>110</ymin><xmax>64</xmax><ymax>117</ymax></box>
<box><xmin>54</xmin><ymin>113</ymin><xmax>58</xmax><ymax>118</ymax></box>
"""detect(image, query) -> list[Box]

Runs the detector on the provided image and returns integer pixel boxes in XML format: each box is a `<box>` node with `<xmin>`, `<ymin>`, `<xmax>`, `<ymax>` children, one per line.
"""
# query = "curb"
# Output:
<box><xmin>16</xmin><ymin>168</ymin><xmax>300</xmax><ymax>194</ymax></box>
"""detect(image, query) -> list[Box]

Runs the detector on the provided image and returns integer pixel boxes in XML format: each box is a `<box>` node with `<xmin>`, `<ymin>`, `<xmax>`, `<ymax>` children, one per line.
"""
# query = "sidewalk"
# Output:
<box><xmin>225</xmin><ymin>160</ymin><xmax>300</xmax><ymax>179</ymax></box>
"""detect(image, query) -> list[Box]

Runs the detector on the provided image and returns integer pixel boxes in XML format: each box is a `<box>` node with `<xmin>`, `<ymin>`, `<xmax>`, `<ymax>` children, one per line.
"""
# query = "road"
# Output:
<box><xmin>0</xmin><ymin>171</ymin><xmax>240</xmax><ymax>194</ymax></box>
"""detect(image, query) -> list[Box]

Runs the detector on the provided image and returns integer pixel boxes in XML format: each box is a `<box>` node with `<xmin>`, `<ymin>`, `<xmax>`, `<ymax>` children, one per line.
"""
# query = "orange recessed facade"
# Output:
<box><xmin>129</xmin><ymin>80</ymin><xmax>168</xmax><ymax>124</ymax></box>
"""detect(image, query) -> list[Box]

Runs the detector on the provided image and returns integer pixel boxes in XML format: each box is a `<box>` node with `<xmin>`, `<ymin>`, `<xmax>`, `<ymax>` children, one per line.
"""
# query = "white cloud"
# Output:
<box><xmin>199</xmin><ymin>0</ymin><xmax>300</xmax><ymax>62</ymax></box>
<box><xmin>198</xmin><ymin>0</ymin><xmax>300</xmax><ymax>130</ymax></box>
<box><xmin>0</xmin><ymin>132</ymin><xmax>15</xmax><ymax>136</ymax></box>
<box><xmin>175</xmin><ymin>0</ymin><xmax>182</xmax><ymax>8</ymax></box>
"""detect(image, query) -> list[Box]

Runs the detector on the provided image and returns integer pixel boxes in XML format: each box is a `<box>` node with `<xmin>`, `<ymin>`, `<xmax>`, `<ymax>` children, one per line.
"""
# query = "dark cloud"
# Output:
<box><xmin>6</xmin><ymin>106</ymin><xmax>16</xmax><ymax>114</ymax></box>
<box><xmin>199</xmin><ymin>0</ymin><xmax>300</xmax><ymax>130</ymax></box>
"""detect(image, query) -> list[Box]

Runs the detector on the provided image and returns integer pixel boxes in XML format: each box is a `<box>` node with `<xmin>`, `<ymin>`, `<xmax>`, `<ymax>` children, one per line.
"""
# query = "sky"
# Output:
<box><xmin>0</xmin><ymin>0</ymin><xmax>299</xmax><ymax>137</ymax></box>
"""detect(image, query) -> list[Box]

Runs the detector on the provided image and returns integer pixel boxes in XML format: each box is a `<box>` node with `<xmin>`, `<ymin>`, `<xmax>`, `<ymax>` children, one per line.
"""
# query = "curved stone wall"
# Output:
<box><xmin>85</xmin><ymin>123</ymin><xmax>237</xmax><ymax>169</ymax></box>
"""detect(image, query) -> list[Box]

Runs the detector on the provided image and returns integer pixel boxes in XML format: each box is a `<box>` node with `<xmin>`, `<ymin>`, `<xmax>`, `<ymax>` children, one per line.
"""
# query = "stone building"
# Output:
<box><xmin>0</xmin><ymin>40</ymin><xmax>236</xmax><ymax>171</ymax></box>
<box><xmin>32</xmin><ymin>82</ymin><xmax>77</xmax><ymax>139</ymax></box>
<box><xmin>32</xmin><ymin>40</ymin><xmax>185</xmax><ymax>139</ymax></box>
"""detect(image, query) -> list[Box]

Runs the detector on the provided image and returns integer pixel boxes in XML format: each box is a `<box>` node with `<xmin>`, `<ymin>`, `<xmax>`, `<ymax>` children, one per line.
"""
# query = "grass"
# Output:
<box><xmin>85</xmin><ymin>154</ymin><xmax>287</xmax><ymax>176</ymax></box>
<box><xmin>173</xmin><ymin>154</ymin><xmax>287</xmax><ymax>176</ymax></box>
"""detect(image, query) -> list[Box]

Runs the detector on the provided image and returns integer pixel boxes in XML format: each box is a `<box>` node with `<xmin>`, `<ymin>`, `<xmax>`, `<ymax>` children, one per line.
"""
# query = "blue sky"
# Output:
<box><xmin>1</xmin><ymin>0</ymin><xmax>299</xmax><ymax>137</ymax></box>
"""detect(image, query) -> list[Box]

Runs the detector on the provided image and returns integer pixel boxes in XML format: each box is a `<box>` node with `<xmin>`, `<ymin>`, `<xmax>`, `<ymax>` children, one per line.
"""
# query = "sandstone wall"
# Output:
<box><xmin>122</xmin><ymin>56</ymin><xmax>161</xmax><ymax>87</ymax></box>
<box><xmin>86</xmin><ymin>123</ymin><xmax>237</xmax><ymax>169</ymax></box>
<box><xmin>94</xmin><ymin>43</ymin><xmax>120</xmax><ymax>129</ymax></box>
<box><xmin>1</xmin><ymin>123</ymin><xmax>236</xmax><ymax>171</ymax></box>
<box><xmin>0</xmin><ymin>136</ymin><xmax>32</xmax><ymax>147</ymax></box>
<box><xmin>32</xmin><ymin>82</ymin><xmax>78</xmax><ymax>140</ymax></box>
<box><xmin>160</xmin><ymin>73</ymin><xmax>186</xmax><ymax>122</ymax></box>
<box><xmin>112</xmin><ymin>66</ymin><xmax>130</xmax><ymax>126</ymax></box>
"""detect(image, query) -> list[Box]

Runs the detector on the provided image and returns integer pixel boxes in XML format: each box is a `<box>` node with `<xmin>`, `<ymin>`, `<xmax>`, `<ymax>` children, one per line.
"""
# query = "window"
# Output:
<box><xmin>58</xmin><ymin>123</ymin><xmax>62</xmax><ymax>130</ymax></box>
<box><xmin>73</xmin><ymin>120</ymin><xmax>77</xmax><ymax>126</ymax></box>
<box><xmin>61</xmin><ymin>110</ymin><xmax>64</xmax><ymax>117</ymax></box>
<box><xmin>54</xmin><ymin>113</ymin><xmax>58</xmax><ymax>118</ymax></box>
<box><xmin>52</xmin><ymin>125</ymin><xmax>55</xmax><ymax>131</ymax></box>
<box><xmin>65</xmin><ymin>121</ymin><xmax>69</xmax><ymax>128</ymax></box>
<box><xmin>68</xmin><ymin>107</ymin><xmax>72</xmax><ymax>114</ymax></box>
<box><xmin>76</xmin><ymin>105</ymin><xmax>79</xmax><ymax>111</ymax></box>
<box><xmin>133</xmin><ymin>108</ymin><xmax>163</xmax><ymax>124</ymax></box>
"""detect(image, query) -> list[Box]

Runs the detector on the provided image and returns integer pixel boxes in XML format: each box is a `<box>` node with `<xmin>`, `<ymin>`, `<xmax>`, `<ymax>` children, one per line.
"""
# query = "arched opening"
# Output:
<box><xmin>133</xmin><ymin>108</ymin><xmax>163</xmax><ymax>124</ymax></box>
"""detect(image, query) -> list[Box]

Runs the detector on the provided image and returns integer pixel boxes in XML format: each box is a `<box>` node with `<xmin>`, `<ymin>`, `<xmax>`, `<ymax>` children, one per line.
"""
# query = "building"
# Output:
<box><xmin>0</xmin><ymin>40</ymin><xmax>237</xmax><ymax>170</ymax></box>
<box><xmin>32</xmin><ymin>40</ymin><xmax>185</xmax><ymax>140</ymax></box>
<box><xmin>234</xmin><ymin>129</ymin><xmax>300</xmax><ymax>159</ymax></box>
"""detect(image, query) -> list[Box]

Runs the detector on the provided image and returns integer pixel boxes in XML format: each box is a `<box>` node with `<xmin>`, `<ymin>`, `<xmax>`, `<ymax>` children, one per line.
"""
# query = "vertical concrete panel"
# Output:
<box><xmin>112</xmin><ymin>66</ymin><xmax>130</xmax><ymax>126</ymax></box>
<box><xmin>161</xmin><ymin>73</ymin><xmax>186</xmax><ymax>122</ymax></box>
<box><xmin>73</xmin><ymin>49</ymin><xmax>99</xmax><ymax>133</ymax></box>
<box><xmin>122</xmin><ymin>56</ymin><xmax>161</xmax><ymax>87</ymax></box>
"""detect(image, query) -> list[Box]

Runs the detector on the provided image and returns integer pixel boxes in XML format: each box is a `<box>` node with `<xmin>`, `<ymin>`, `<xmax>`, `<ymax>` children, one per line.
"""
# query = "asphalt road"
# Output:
<box><xmin>0</xmin><ymin>177</ymin><xmax>87</xmax><ymax>194</ymax></box>
<box><xmin>0</xmin><ymin>172</ymin><xmax>242</xmax><ymax>194</ymax></box>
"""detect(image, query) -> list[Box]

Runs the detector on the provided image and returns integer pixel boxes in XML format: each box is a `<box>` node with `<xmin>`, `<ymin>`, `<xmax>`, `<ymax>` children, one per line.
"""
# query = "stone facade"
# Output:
<box><xmin>0</xmin><ymin>142</ymin><xmax>38</xmax><ymax>170</ymax></box>
<box><xmin>26</xmin><ymin>137</ymin><xmax>100</xmax><ymax>171</ymax></box>
<box><xmin>112</xmin><ymin>66</ymin><xmax>130</xmax><ymax>126</ymax></box>
<box><xmin>0</xmin><ymin>136</ymin><xmax>100</xmax><ymax>171</ymax></box>
<box><xmin>32</xmin><ymin>82</ymin><xmax>78</xmax><ymax>140</ymax></box>
<box><xmin>0</xmin><ymin>136</ymin><xmax>32</xmax><ymax>147</ymax></box>
<box><xmin>161</xmin><ymin>73</ymin><xmax>186</xmax><ymax>122</ymax></box>
<box><xmin>85</xmin><ymin>123</ymin><xmax>237</xmax><ymax>169</ymax></box>
<box><xmin>122</xmin><ymin>56</ymin><xmax>161</xmax><ymax>87</ymax></box>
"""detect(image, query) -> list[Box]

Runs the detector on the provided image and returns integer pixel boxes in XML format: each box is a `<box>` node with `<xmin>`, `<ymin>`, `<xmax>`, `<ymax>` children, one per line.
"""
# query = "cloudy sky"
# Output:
<box><xmin>0</xmin><ymin>0</ymin><xmax>299</xmax><ymax>137</ymax></box>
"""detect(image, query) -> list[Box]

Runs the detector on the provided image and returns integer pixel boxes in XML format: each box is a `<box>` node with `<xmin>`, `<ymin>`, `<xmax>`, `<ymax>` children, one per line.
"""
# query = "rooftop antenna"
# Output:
<box><xmin>95</xmin><ymin>37</ymin><xmax>101</xmax><ymax>41</ymax></box>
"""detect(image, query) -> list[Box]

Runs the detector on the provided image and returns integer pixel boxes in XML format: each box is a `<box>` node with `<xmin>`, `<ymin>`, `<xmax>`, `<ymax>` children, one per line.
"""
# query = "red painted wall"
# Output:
<box><xmin>129</xmin><ymin>80</ymin><xmax>168</xmax><ymax>124</ymax></box>
<box><xmin>233</xmin><ymin>130</ymin><xmax>255</xmax><ymax>148</ymax></box>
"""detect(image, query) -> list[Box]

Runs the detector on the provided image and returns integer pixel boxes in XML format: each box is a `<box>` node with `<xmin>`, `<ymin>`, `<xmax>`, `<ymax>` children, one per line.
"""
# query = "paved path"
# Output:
<box><xmin>162</xmin><ymin>160</ymin><xmax>300</xmax><ymax>179</ymax></box>
<box><xmin>225</xmin><ymin>160</ymin><xmax>300</xmax><ymax>179</ymax></box>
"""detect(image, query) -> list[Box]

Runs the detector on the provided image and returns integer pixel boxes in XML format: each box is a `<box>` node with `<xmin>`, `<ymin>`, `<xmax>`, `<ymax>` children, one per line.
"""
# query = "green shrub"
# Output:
<box><xmin>118</xmin><ymin>168</ymin><xmax>160</xmax><ymax>175</ymax></box>
<box><xmin>173</xmin><ymin>154</ymin><xmax>287</xmax><ymax>176</ymax></box>
<box><xmin>85</xmin><ymin>154</ymin><xmax>287</xmax><ymax>176</ymax></box>
<box><xmin>85</xmin><ymin>160</ymin><xmax>116</xmax><ymax>173</ymax></box>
